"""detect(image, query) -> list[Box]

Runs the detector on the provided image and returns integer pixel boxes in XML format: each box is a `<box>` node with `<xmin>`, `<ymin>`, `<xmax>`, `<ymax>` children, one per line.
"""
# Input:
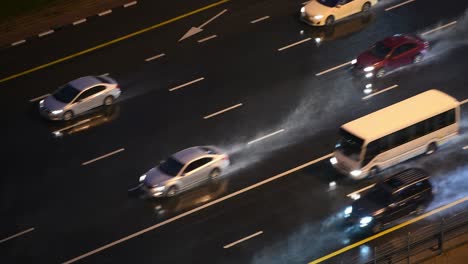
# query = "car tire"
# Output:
<box><xmin>413</xmin><ymin>54</ymin><xmax>423</xmax><ymax>63</ymax></box>
<box><xmin>166</xmin><ymin>186</ymin><xmax>178</xmax><ymax>197</ymax></box>
<box><xmin>325</xmin><ymin>16</ymin><xmax>335</xmax><ymax>26</ymax></box>
<box><xmin>209</xmin><ymin>168</ymin><xmax>221</xmax><ymax>181</ymax></box>
<box><xmin>362</xmin><ymin>2</ymin><xmax>371</xmax><ymax>12</ymax></box>
<box><xmin>425</xmin><ymin>142</ymin><xmax>437</xmax><ymax>155</ymax></box>
<box><xmin>63</xmin><ymin>111</ymin><xmax>74</xmax><ymax>121</ymax></box>
<box><xmin>104</xmin><ymin>96</ymin><xmax>114</xmax><ymax>106</ymax></box>
<box><xmin>369</xmin><ymin>166</ymin><xmax>380</xmax><ymax>178</ymax></box>
<box><xmin>372</xmin><ymin>222</ymin><xmax>383</xmax><ymax>234</ymax></box>
<box><xmin>376</xmin><ymin>68</ymin><xmax>385</xmax><ymax>78</ymax></box>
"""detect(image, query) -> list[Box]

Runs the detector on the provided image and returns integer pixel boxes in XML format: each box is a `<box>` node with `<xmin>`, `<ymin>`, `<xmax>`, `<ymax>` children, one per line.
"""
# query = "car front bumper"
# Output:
<box><xmin>39</xmin><ymin>108</ymin><xmax>63</xmax><ymax>120</ymax></box>
<box><xmin>300</xmin><ymin>12</ymin><xmax>324</xmax><ymax>26</ymax></box>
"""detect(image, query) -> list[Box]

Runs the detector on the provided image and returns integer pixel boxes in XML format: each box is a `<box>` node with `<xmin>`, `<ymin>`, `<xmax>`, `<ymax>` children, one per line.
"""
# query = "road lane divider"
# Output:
<box><xmin>81</xmin><ymin>148</ymin><xmax>125</xmax><ymax>166</ymax></box>
<box><xmin>362</xmin><ymin>84</ymin><xmax>399</xmax><ymax>100</ymax></box>
<box><xmin>0</xmin><ymin>227</ymin><xmax>35</xmax><ymax>244</ymax></box>
<box><xmin>421</xmin><ymin>21</ymin><xmax>457</xmax><ymax>36</ymax></box>
<box><xmin>0</xmin><ymin>0</ymin><xmax>229</xmax><ymax>84</ymax></box>
<box><xmin>250</xmin><ymin>16</ymin><xmax>270</xmax><ymax>24</ymax></box>
<box><xmin>11</xmin><ymin>40</ymin><xmax>26</xmax><ymax>46</ymax></box>
<box><xmin>247</xmin><ymin>129</ymin><xmax>285</xmax><ymax>145</ymax></box>
<box><xmin>124</xmin><ymin>1</ymin><xmax>138</xmax><ymax>8</ymax></box>
<box><xmin>223</xmin><ymin>231</ymin><xmax>264</xmax><ymax>249</ymax></box>
<box><xmin>346</xmin><ymin>184</ymin><xmax>375</xmax><ymax>198</ymax></box>
<box><xmin>204</xmin><ymin>103</ymin><xmax>242</xmax><ymax>119</ymax></box>
<box><xmin>277</xmin><ymin>38</ymin><xmax>311</xmax><ymax>51</ymax></box>
<box><xmin>198</xmin><ymin>35</ymin><xmax>217</xmax><ymax>43</ymax></box>
<box><xmin>169</xmin><ymin>77</ymin><xmax>205</xmax><ymax>92</ymax></box>
<box><xmin>385</xmin><ymin>0</ymin><xmax>415</xmax><ymax>11</ymax></box>
<box><xmin>309</xmin><ymin>196</ymin><xmax>468</xmax><ymax>263</ymax></box>
<box><xmin>98</xmin><ymin>10</ymin><xmax>113</xmax><ymax>16</ymax></box>
<box><xmin>315</xmin><ymin>61</ymin><xmax>353</xmax><ymax>76</ymax></box>
<box><xmin>29</xmin><ymin>93</ymin><xmax>50</xmax><ymax>102</ymax></box>
<box><xmin>73</xmin><ymin>18</ymin><xmax>87</xmax><ymax>25</ymax></box>
<box><xmin>62</xmin><ymin>153</ymin><xmax>333</xmax><ymax>263</ymax></box>
<box><xmin>38</xmin><ymin>30</ymin><xmax>54</xmax><ymax>38</ymax></box>
<box><xmin>145</xmin><ymin>53</ymin><xmax>165</xmax><ymax>62</ymax></box>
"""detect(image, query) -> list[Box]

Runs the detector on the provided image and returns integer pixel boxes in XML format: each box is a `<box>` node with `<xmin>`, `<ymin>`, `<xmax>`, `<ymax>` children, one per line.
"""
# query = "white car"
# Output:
<box><xmin>301</xmin><ymin>0</ymin><xmax>377</xmax><ymax>26</ymax></box>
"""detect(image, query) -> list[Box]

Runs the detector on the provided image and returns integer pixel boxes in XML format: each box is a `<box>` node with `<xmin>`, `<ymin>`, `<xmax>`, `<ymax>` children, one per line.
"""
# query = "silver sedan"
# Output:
<box><xmin>39</xmin><ymin>75</ymin><xmax>121</xmax><ymax>121</ymax></box>
<box><xmin>139</xmin><ymin>146</ymin><xmax>230</xmax><ymax>197</ymax></box>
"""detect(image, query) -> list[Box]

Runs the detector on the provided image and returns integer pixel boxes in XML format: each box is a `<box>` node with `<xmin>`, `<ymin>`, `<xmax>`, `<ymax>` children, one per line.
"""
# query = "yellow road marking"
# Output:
<box><xmin>309</xmin><ymin>196</ymin><xmax>468</xmax><ymax>264</ymax></box>
<box><xmin>0</xmin><ymin>0</ymin><xmax>229</xmax><ymax>84</ymax></box>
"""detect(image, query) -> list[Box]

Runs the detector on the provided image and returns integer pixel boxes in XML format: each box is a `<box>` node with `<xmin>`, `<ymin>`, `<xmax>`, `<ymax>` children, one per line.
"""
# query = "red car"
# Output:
<box><xmin>352</xmin><ymin>34</ymin><xmax>429</xmax><ymax>78</ymax></box>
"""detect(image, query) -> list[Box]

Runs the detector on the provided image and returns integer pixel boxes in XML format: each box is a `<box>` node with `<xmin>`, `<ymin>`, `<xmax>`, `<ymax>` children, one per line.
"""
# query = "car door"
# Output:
<box><xmin>87</xmin><ymin>85</ymin><xmax>108</xmax><ymax>109</ymax></box>
<box><xmin>335</xmin><ymin>0</ymin><xmax>355</xmax><ymax>20</ymax></box>
<box><xmin>387</xmin><ymin>43</ymin><xmax>417</xmax><ymax>69</ymax></box>
<box><xmin>386</xmin><ymin>188</ymin><xmax>415</xmax><ymax>222</ymax></box>
<box><xmin>70</xmin><ymin>88</ymin><xmax>95</xmax><ymax>115</ymax></box>
<box><xmin>180</xmin><ymin>157</ymin><xmax>213</xmax><ymax>189</ymax></box>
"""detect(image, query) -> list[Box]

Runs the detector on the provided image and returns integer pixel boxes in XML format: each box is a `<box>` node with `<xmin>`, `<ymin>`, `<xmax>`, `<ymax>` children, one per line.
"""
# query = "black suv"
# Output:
<box><xmin>344</xmin><ymin>168</ymin><xmax>433</xmax><ymax>233</ymax></box>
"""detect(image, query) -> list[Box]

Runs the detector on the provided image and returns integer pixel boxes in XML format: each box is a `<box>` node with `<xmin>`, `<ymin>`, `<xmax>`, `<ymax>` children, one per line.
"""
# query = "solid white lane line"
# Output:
<box><xmin>124</xmin><ymin>1</ymin><xmax>138</xmax><ymax>8</ymax></box>
<box><xmin>169</xmin><ymin>77</ymin><xmax>205</xmax><ymax>92</ymax></box>
<box><xmin>461</xmin><ymin>98</ymin><xmax>468</xmax><ymax>105</ymax></box>
<box><xmin>145</xmin><ymin>53</ymin><xmax>165</xmax><ymax>62</ymax></box>
<box><xmin>204</xmin><ymin>103</ymin><xmax>243</xmax><ymax>119</ymax></box>
<box><xmin>250</xmin><ymin>16</ymin><xmax>270</xmax><ymax>24</ymax></box>
<box><xmin>12</xmin><ymin>40</ymin><xmax>26</xmax><ymax>46</ymax></box>
<box><xmin>199</xmin><ymin>9</ymin><xmax>228</xmax><ymax>28</ymax></box>
<box><xmin>463</xmin><ymin>146</ymin><xmax>468</xmax><ymax>150</ymax></box>
<box><xmin>421</xmin><ymin>21</ymin><xmax>457</xmax><ymax>36</ymax></box>
<box><xmin>29</xmin><ymin>93</ymin><xmax>50</xmax><ymax>102</ymax></box>
<box><xmin>248</xmin><ymin>129</ymin><xmax>285</xmax><ymax>145</ymax></box>
<box><xmin>198</xmin><ymin>35</ymin><xmax>217</xmax><ymax>43</ymax></box>
<box><xmin>223</xmin><ymin>231</ymin><xmax>264</xmax><ymax>249</ymax></box>
<box><xmin>347</xmin><ymin>184</ymin><xmax>376</xmax><ymax>197</ymax></box>
<box><xmin>385</xmin><ymin>0</ymin><xmax>415</xmax><ymax>11</ymax></box>
<box><xmin>362</xmin><ymin>84</ymin><xmax>399</xmax><ymax>100</ymax></box>
<box><xmin>316</xmin><ymin>61</ymin><xmax>352</xmax><ymax>76</ymax></box>
<box><xmin>278</xmin><ymin>38</ymin><xmax>311</xmax><ymax>51</ymax></box>
<box><xmin>98</xmin><ymin>10</ymin><xmax>112</xmax><ymax>16</ymax></box>
<box><xmin>38</xmin><ymin>30</ymin><xmax>54</xmax><ymax>37</ymax></box>
<box><xmin>73</xmin><ymin>19</ymin><xmax>87</xmax><ymax>25</ymax></box>
<box><xmin>0</xmin><ymin>228</ymin><xmax>35</xmax><ymax>244</ymax></box>
<box><xmin>82</xmin><ymin>148</ymin><xmax>125</xmax><ymax>166</ymax></box>
<box><xmin>62</xmin><ymin>152</ymin><xmax>333</xmax><ymax>264</ymax></box>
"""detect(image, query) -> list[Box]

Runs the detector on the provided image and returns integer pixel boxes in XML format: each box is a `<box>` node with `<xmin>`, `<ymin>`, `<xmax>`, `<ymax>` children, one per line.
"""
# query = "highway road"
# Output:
<box><xmin>1</xmin><ymin>0</ymin><xmax>467</xmax><ymax>263</ymax></box>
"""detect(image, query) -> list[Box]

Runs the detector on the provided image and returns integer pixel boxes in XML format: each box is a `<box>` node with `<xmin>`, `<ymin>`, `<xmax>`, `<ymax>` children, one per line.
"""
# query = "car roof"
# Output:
<box><xmin>382</xmin><ymin>168</ymin><xmax>430</xmax><ymax>193</ymax></box>
<box><xmin>381</xmin><ymin>34</ymin><xmax>416</xmax><ymax>48</ymax></box>
<box><xmin>171</xmin><ymin>146</ymin><xmax>210</xmax><ymax>164</ymax></box>
<box><xmin>68</xmin><ymin>76</ymin><xmax>103</xmax><ymax>91</ymax></box>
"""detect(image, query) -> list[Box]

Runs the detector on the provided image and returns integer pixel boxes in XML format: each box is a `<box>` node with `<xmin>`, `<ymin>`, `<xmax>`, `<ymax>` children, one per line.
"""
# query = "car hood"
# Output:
<box><xmin>356</xmin><ymin>51</ymin><xmax>383</xmax><ymax>67</ymax></box>
<box><xmin>144</xmin><ymin>167</ymin><xmax>173</xmax><ymax>187</ymax></box>
<box><xmin>305</xmin><ymin>1</ymin><xmax>331</xmax><ymax>16</ymax></box>
<box><xmin>43</xmin><ymin>95</ymin><xmax>68</xmax><ymax>111</ymax></box>
<box><xmin>351</xmin><ymin>198</ymin><xmax>385</xmax><ymax>217</ymax></box>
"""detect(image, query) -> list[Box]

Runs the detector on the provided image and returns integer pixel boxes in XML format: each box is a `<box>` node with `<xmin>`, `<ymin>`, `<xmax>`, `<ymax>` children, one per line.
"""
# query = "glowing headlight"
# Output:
<box><xmin>350</xmin><ymin>170</ymin><xmax>362</xmax><ymax>177</ymax></box>
<box><xmin>330</xmin><ymin>157</ymin><xmax>337</xmax><ymax>165</ymax></box>
<box><xmin>315</xmin><ymin>37</ymin><xmax>322</xmax><ymax>43</ymax></box>
<box><xmin>344</xmin><ymin>206</ymin><xmax>352</xmax><ymax>217</ymax></box>
<box><xmin>365</xmin><ymin>72</ymin><xmax>374</xmax><ymax>78</ymax></box>
<box><xmin>359</xmin><ymin>216</ymin><xmax>373</xmax><ymax>227</ymax></box>
<box><xmin>314</xmin><ymin>15</ymin><xmax>324</xmax><ymax>19</ymax></box>
<box><xmin>39</xmin><ymin>99</ymin><xmax>44</xmax><ymax>107</ymax></box>
<box><xmin>154</xmin><ymin>186</ymin><xmax>166</xmax><ymax>192</ymax></box>
<box><xmin>363</xmin><ymin>66</ymin><xmax>375</xmax><ymax>72</ymax></box>
<box><xmin>351</xmin><ymin>59</ymin><xmax>357</xmax><ymax>65</ymax></box>
<box><xmin>139</xmin><ymin>174</ymin><xmax>146</xmax><ymax>182</ymax></box>
<box><xmin>301</xmin><ymin>7</ymin><xmax>305</xmax><ymax>13</ymax></box>
<box><xmin>51</xmin><ymin>109</ymin><xmax>63</xmax><ymax>115</ymax></box>
<box><xmin>350</xmin><ymin>193</ymin><xmax>361</xmax><ymax>200</ymax></box>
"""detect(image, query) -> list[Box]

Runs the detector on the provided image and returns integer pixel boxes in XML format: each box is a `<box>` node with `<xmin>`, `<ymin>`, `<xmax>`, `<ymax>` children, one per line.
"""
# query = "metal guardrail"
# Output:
<box><xmin>334</xmin><ymin>210</ymin><xmax>468</xmax><ymax>264</ymax></box>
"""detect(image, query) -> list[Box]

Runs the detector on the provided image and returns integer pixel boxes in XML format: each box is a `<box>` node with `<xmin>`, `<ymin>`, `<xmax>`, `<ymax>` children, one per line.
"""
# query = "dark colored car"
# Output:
<box><xmin>344</xmin><ymin>168</ymin><xmax>433</xmax><ymax>233</ymax></box>
<box><xmin>351</xmin><ymin>34</ymin><xmax>429</xmax><ymax>78</ymax></box>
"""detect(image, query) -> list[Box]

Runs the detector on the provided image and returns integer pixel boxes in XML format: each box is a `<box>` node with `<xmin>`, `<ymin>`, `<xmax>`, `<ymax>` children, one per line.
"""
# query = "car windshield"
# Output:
<box><xmin>318</xmin><ymin>0</ymin><xmax>339</xmax><ymax>8</ymax></box>
<box><xmin>53</xmin><ymin>84</ymin><xmax>80</xmax><ymax>103</ymax></box>
<box><xmin>370</xmin><ymin>41</ymin><xmax>392</xmax><ymax>59</ymax></box>
<box><xmin>335</xmin><ymin>128</ymin><xmax>364</xmax><ymax>161</ymax></box>
<box><xmin>158</xmin><ymin>157</ymin><xmax>184</xmax><ymax>176</ymax></box>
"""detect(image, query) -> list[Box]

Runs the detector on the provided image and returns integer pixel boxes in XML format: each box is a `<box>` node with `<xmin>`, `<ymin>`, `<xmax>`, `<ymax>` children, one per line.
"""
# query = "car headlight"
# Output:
<box><xmin>350</xmin><ymin>170</ymin><xmax>362</xmax><ymax>177</ymax></box>
<box><xmin>139</xmin><ymin>174</ymin><xmax>146</xmax><ymax>182</ymax></box>
<box><xmin>330</xmin><ymin>157</ymin><xmax>337</xmax><ymax>165</ymax></box>
<box><xmin>314</xmin><ymin>15</ymin><xmax>324</xmax><ymax>19</ymax></box>
<box><xmin>344</xmin><ymin>206</ymin><xmax>352</xmax><ymax>217</ymax></box>
<box><xmin>51</xmin><ymin>109</ymin><xmax>63</xmax><ymax>115</ymax></box>
<box><xmin>363</xmin><ymin>66</ymin><xmax>375</xmax><ymax>72</ymax></box>
<box><xmin>365</xmin><ymin>72</ymin><xmax>374</xmax><ymax>78</ymax></box>
<box><xmin>154</xmin><ymin>186</ymin><xmax>166</xmax><ymax>192</ymax></box>
<box><xmin>359</xmin><ymin>216</ymin><xmax>373</xmax><ymax>227</ymax></box>
<box><xmin>351</xmin><ymin>59</ymin><xmax>357</xmax><ymax>65</ymax></box>
<box><xmin>301</xmin><ymin>7</ymin><xmax>305</xmax><ymax>13</ymax></box>
<box><xmin>39</xmin><ymin>99</ymin><xmax>44</xmax><ymax>107</ymax></box>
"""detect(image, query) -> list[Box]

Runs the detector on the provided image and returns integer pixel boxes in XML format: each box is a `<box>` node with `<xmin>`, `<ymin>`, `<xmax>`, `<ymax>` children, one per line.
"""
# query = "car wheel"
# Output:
<box><xmin>369</xmin><ymin>166</ymin><xmax>379</xmax><ymax>178</ymax></box>
<box><xmin>63</xmin><ymin>111</ymin><xmax>73</xmax><ymax>121</ymax></box>
<box><xmin>166</xmin><ymin>186</ymin><xmax>178</xmax><ymax>197</ymax></box>
<box><xmin>362</xmin><ymin>2</ymin><xmax>371</xmax><ymax>12</ymax></box>
<box><xmin>209</xmin><ymin>168</ymin><xmax>221</xmax><ymax>181</ymax></box>
<box><xmin>413</xmin><ymin>54</ymin><xmax>423</xmax><ymax>63</ymax></box>
<box><xmin>425</xmin><ymin>142</ymin><xmax>437</xmax><ymax>155</ymax></box>
<box><xmin>325</xmin><ymin>16</ymin><xmax>335</xmax><ymax>26</ymax></box>
<box><xmin>376</xmin><ymin>68</ymin><xmax>385</xmax><ymax>78</ymax></box>
<box><xmin>104</xmin><ymin>96</ymin><xmax>114</xmax><ymax>106</ymax></box>
<box><xmin>372</xmin><ymin>222</ymin><xmax>383</xmax><ymax>234</ymax></box>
